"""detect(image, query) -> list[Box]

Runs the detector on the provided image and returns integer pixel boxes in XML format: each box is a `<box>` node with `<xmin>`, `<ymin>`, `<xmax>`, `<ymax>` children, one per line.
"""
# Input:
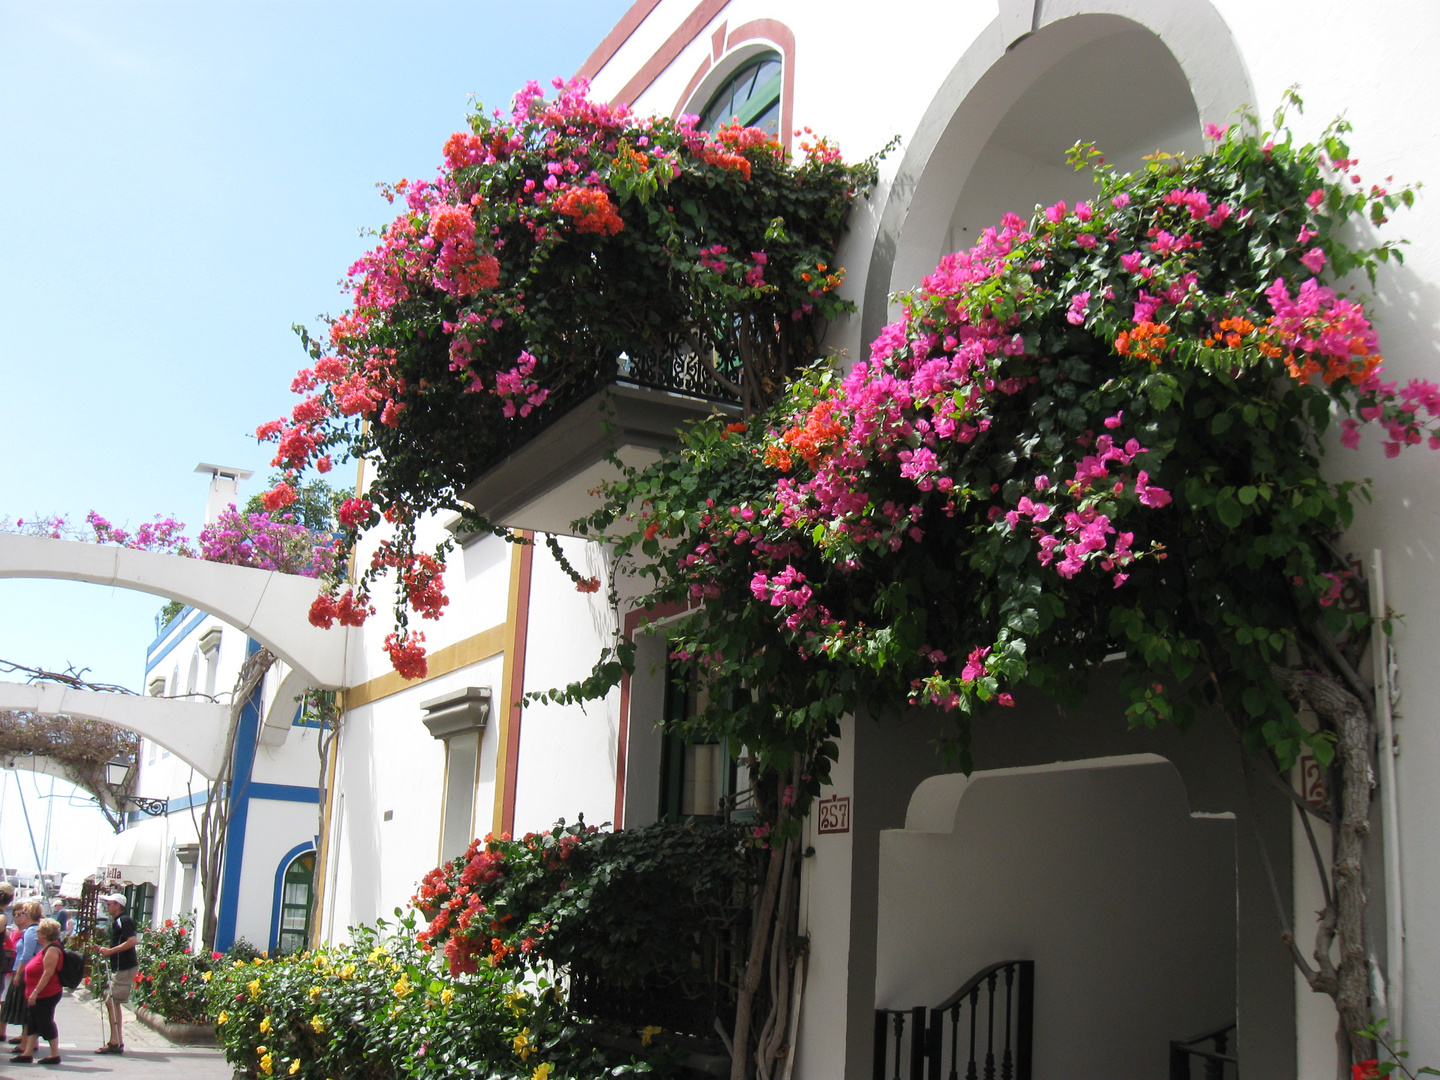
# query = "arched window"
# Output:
<box><xmin>276</xmin><ymin>852</ymin><xmax>314</xmax><ymax>954</ymax></box>
<box><xmin>697</xmin><ymin>51</ymin><xmax>782</xmax><ymax>135</ymax></box>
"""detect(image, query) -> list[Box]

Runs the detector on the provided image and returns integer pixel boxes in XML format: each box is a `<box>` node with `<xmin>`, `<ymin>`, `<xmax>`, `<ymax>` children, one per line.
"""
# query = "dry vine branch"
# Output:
<box><xmin>0</xmin><ymin>711</ymin><xmax>137</xmax><ymax>832</ymax></box>
<box><xmin>193</xmin><ymin>646</ymin><xmax>276</xmax><ymax>950</ymax></box>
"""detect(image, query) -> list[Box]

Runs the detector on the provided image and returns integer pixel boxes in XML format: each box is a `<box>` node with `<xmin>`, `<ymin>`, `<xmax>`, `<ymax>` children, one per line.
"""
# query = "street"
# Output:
<box><xmin>0</xmin><ymin>992</ymin><xmax>233</xmax><ymax>1080</ymax></box>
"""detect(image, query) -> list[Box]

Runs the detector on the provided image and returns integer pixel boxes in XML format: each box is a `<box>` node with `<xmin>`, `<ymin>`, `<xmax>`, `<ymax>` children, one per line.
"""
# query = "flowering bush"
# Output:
<box><xmin>260</xmin><ymin>76</ymin><xmax>886</xmax><ymax>677</ymax></box>
<box><xmin>198</xmin><ymin>506</ymin><xmax>335</xmax><ymax>578</ymax></box>
<box><xmin>2</xmin><ymin>489</ymin><xmax>339</xmax><ymax>581</ymax></box>
<box><xmin>207</xmin><ymin>913</ymin><xmax>667</xmax><ymax>1080</ymax></box>
<box><xmin>551</xmin><ymin>101</ymin><xmax>1427</xmax><ymax>1067</ymax></box>
<box><xmin>559</xmin><ymin>102</ymin><xmax>1425</xmax><ymax>790</ymax></box>
<box><xmin>413</xmin><ymin>820</ymin><xmax>753</xmax><ymax>1037</ymax></box>
<box><xmin>132</xmin><ymin>915</ymin><xmax>215</xmax><ymax>1025</ymax></box>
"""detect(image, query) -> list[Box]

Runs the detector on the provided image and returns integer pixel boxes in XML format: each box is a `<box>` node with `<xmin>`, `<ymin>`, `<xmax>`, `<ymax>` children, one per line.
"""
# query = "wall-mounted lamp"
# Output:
<box><xmin>104</xmin><ymin>756</ymin><xmax>168</xmax><ymax>817</ymax></box>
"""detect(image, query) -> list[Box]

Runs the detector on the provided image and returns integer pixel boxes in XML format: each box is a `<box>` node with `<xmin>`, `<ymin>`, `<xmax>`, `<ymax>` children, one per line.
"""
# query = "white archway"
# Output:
<box><xmin>0</xmin><ymin>681</ymin><xmax>229</xmax><ymax>778</ymax></box>
<box><xmin>861</xmin><ymin>0</ymin><xmax>1255</xmax><ymax>348</ymax></box>
<box><xmin>0</xmin><ymin>533</ymin><xmax>345</xmax><ymax>689</ymax></box>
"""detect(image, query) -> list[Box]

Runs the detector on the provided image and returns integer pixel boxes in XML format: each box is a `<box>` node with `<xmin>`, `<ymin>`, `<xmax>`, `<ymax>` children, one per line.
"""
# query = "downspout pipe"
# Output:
<box><xmin>1369</xmin><ymin>549</ymin><xmax>1405</xmax><ymax>1038</ymax></box>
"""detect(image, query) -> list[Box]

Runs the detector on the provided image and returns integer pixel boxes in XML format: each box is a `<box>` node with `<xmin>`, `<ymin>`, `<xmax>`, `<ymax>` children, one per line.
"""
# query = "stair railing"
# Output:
<box><xmin>873</xmin><ymin>960</ymin><xmax>1033</xmax><ymax>1080</ymax></box>
<box><xmin>1169</xmin><ymin>1022</ymin><xmax>1237</xmax><ymax>1080</ymax></box>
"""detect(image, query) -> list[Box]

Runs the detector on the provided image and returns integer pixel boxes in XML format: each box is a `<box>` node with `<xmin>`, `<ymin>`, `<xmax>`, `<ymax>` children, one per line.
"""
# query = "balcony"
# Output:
<box><xmin>460</xmin><ymin>338</ymin><xmax>742</xmax><ymax>535</ymax></box>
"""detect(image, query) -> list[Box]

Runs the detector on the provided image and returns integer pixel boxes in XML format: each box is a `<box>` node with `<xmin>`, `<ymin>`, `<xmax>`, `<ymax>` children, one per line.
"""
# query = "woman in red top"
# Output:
<box><xmin>15</xmin><ymin>918</ymin><xmax>61</xmax><ymax>1065</ymax></box>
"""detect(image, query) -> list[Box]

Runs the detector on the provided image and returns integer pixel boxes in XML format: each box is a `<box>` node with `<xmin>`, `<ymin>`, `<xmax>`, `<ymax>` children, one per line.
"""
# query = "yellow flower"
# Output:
<box><xmin>641</xmin><ymin>1025</ymin><xmax>662</xmax><ymax>1047</ymax></box>
<box><xmin>338</xmin><ymin>963</ymin><xmax>356</xmax><ymax>980</ymax></box>
<box><xmin>253</xmin><ymin>957</ymin><xmax>265</xmax><ymax>966</ymax></box>
<box><xmin>532</xmin><ymin>1064</ymin><xmax>552</xmax><ymax>1080</ymax></box>
<box><xmin>504</xmin><ymin>991</ymin><xmax>526</xmax><ymax>1017</ymax></box>
<box><xmin>259</xmin><ymin>1016</ymin><xmax>272</xmax><ymax>1034</ymax></box>
<box><xmin>308</xmin><ymin>985</ymin><xmax>322</xmax><ymax>1002</ymax></box>
<box><xmin>392</xmin><ymin>974</ymin><xmax>413</xmax><ymax>999</ymax></box>
<box><xmin>310</xmin><ymin>1015</ymin><xmax>326</xmax><ymax>1034</ymax></box>
<box><xmin>201</xmin><ymin>971</ymin><xmax>212</xmax><ymax>983</ymax></box>
<box><xmin>513</xmin><ymin>1028</ymin><xmax>532</xmax><ymax>1061</ymax></box>
<box><xmin>259</xmin><ymin>1052</ymin><xmax>274</xmax><ymax>1076</ymax></box>
<box><xmin>217</xmin><ymin>1011</ymin><xmax>230</xmax><ymax>1025</ymax></box>
<box><xmin>440</xmin><ymin>987</ymin><xmax>455</xmax><ymax>1006</ymax></box>
<box><xmin>367</xmin><ymin>946</ymin><xmax>389</xmax><ymax>963</ymax></box>
<box><xmin>248</xmin><ymin>979</ymin><xmax>263</xmax><ymax>999</ymax></box>
<box><xmin>233</xmin><ymin>959</ymin><xmax>246</xmax><ymax>969</ymax></box>
<box><xmin>289</xmin><ymin>1061</ymin><xmax>301</xmax><ymax>1076</ymax></box>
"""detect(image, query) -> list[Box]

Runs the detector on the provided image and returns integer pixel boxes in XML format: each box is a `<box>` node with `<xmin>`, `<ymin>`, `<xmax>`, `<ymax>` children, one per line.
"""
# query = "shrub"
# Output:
<box><xmin>132</xmin><ymin>916</ymin><xmax>215</xmax><ymax>1025</ymax></box>
<box><xmin>207</xmin><ymin>913</ymin><xmax>667</xmax><ymax>1080</ymax></box>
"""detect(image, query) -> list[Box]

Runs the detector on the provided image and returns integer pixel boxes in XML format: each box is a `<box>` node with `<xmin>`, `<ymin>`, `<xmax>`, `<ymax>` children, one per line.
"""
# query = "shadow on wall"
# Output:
<box><xmin>876</xmin><ymin>754</ymin><xmax>1236</xmax><ymax>1080</ymax></box>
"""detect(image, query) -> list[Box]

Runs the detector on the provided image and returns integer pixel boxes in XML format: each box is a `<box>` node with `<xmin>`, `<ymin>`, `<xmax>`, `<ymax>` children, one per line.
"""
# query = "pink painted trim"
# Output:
<box><xmin>676</xmin><ymin>55</ymin><xmax>714</xmax><ymax>119</ymax></box>
<box><xmin>577</xmin><ymin>0</ymin><xmax>665</xmax><ymax>81</ymax></box>
<box><xmin>671</xmin><ymin>19</ymin><xmax>797</xmax><ymax>153</ymax></box>
<box><xmin>727</xmin><ymin>19</ymin><xmax>796</xmax><ymax>153</ymax></box>
<box><xmin>613</xmin><ymin>601</ymin><xmax>690</xmax><ymax>827</ymax></box>
<box><xmin>613</xmin><ymin>0</ymin><xmax>731</xmax><ymax>108</ymax></box>
<box><xmin>711</xmin><ymin>21</ymin><xmax>728</xmax><ymax>60</ymax></box>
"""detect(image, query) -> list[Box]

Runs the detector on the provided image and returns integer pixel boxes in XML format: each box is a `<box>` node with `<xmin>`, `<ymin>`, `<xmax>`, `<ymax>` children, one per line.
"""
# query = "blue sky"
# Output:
<box><xmin>0</xmin><ymin>0</ymin><xmax>633</xmax><ymax>874</ymax></box>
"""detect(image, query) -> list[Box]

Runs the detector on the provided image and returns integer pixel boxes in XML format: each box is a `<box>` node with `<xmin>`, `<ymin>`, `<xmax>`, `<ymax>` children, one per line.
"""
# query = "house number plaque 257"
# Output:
<box><xmin>817</xmin><ymin>795</ymin><xmax>851</xmax><ymax>834</ymax></box>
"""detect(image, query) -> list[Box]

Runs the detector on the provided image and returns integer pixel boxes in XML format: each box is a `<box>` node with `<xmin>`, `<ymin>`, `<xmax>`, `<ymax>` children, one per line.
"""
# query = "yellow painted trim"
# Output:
<box><xmin>491</xmin><ymin>539</ymin><xmax>528</xmax><ymax>830</ymax></box>
<box><xmin>309</xmin><ymin>726</ymin><xmax>340</xmax><ymax>949</ymax></box>
<box><xmin>314</xmin><ymin>451</ymin><xmax>368</xmax><ymax>946</ymax></box>
<box><xmin>342</xmin><ymin>623</ymin><xmax>507</xmax><ymax>710</ymax></box>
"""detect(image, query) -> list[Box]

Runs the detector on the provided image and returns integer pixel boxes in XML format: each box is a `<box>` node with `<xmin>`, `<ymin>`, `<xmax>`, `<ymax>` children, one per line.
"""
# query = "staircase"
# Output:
<box><xmin>873</xmin><ymin>960</ymin><xmax>1034</xmax><ymax>1080</ymax></box>
<box><xmin>1169</xmin><ymin>1023</ymin><xmax>1237</xmax><ymax>1079</ymax></box>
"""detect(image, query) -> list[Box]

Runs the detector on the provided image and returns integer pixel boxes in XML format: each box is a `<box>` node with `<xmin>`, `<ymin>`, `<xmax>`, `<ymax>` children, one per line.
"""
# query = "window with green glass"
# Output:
<box><xmin>657</xmin><ymin>659</ymin><xmax>752</xmax><ymax>821</ymax></box>
<box><xmin>698</xmin><ymin>51</ymin><xmax>782</xmax><ymax>135</ymax></box>
<box><xmin>276</xmin><ymin>852</ymin><xmax>314</xmax><ymax>954</ymax></box>
<box><xmin>123</xmin><ymin>883</ymin><xmax>154</xmax><ymax>928</ymax></box>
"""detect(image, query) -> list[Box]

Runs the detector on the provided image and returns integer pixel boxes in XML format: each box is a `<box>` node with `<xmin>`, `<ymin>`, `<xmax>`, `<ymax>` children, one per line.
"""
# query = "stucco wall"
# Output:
<box><xmin>877</xmin><ymin>758</ymin><xmax>1235</xmax><ymax>1079</ymax></box>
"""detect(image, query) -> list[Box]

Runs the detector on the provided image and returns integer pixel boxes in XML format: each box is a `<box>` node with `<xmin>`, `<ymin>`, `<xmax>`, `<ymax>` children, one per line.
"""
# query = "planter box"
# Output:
<box><xmin>134</xmin><ymin>1005</ymin><xmax>217</xmax><ymax>1045</ymax></box>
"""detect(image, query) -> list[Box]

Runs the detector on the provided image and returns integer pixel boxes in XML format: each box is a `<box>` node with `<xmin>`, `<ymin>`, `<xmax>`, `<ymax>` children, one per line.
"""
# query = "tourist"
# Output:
<box><xmin>0</xmin><ymin>902</ymin><xmax>37</xmax><ymax>1047</ymax></box>
<box><xmin>93</xmin><ymin>893</ymin><xmax>137</xmax><ymax>1055</ymax></box>
<box><xmin>13</xmin><ymin>917</ymin><xmax>62</xmax><ymax>1065</ymax></box>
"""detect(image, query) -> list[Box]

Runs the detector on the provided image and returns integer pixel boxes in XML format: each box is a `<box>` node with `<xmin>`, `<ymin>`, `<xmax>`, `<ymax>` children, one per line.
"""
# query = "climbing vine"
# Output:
<box><xmin>552</xmin><ymin>97</ymin><xmax>1427</xmax><ymax>1070</ymax></box>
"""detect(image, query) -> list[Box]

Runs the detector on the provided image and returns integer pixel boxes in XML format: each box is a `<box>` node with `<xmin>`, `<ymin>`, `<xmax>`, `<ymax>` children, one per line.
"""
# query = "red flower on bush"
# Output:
<box><xmin>384</xmin><ymin>631</ymin><xmax>428</xmax><ymax>680</ymax></box>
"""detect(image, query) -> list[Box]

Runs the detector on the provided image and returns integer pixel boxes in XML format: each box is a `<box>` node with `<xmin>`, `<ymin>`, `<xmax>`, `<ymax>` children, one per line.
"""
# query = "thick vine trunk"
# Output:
<box><xmin>1271</xmin><ymin>664</ymin><xmax>1376</xmax><ymax>1068</ymax></box>
<box><xmin>731</xmin><ymin>769</ymin><xmax>793</xmax><ymax>1080</ymax></box>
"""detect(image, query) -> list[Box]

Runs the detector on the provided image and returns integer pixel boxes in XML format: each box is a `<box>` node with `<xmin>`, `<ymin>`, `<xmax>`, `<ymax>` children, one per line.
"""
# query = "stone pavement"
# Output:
<box><xmin>0</xmin><ymin>992</ymin><xmax>233</xmax><ymax>1079</ymax></box>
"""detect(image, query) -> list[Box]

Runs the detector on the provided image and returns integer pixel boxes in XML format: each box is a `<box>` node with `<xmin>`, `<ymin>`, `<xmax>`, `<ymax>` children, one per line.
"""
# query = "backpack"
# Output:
<box><xmin>56</xmin><ymin>947</ymin><xmax>84</xmax><ymax>990</ymax></box>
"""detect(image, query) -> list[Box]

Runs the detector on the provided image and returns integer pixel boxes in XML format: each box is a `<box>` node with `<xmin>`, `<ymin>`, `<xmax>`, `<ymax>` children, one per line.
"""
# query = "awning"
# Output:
<box><xmin>96</xmin><ymin>826</ymin><xmax>162</xmax><ymax>887</ymax></box>
<box><xmin>57</xmin><ymin>873</ymin><xmax>90</xmax><ymax>900</ymax></box>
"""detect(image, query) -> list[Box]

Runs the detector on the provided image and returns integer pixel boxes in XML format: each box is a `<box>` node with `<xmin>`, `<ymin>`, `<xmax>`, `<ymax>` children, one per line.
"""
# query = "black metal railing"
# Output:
<box><xmin>479</xmin><ymin>336</ymin><xmax>743</xmax><ymax>473</ymax></box>
<box><xmin>874</xmin><ymin>960</ymin><xmax>1034</xmax><ymax>1080</ymax></box>
<box><xmin>1169</xmin><ymin>1022</ymin><xmax>1237</xmax><ymax>1080</ymax></box>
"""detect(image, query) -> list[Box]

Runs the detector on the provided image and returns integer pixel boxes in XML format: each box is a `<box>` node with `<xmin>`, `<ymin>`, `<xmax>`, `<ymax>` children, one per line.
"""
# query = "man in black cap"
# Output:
<box><xmin>93</xmin><ymin>894</ymin><xmax>136</xmax><ymax>1054</ymax></box>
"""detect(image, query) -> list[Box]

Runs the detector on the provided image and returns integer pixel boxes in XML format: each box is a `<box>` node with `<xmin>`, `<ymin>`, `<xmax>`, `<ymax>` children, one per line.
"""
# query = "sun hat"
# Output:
<box><xmin>100</xmin><ymin>893</ymin><xmax>127</xmax><ymax>907</ymax></box>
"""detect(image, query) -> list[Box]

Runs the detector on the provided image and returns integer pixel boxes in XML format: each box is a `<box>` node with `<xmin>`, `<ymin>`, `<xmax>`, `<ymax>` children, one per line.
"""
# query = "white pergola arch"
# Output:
<box><xmin>0</xmin><ymin>533</ymin><xmax>345</xmax><ymax>689</ymax></box>
<box><xmin>0</xmin><ymin>681</ymin><xmax>229</xmax><ymax>779</ymax></box>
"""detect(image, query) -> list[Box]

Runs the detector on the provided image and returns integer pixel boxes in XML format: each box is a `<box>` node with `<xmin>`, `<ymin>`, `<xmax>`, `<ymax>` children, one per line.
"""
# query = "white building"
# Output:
<box><xmin>3</xmin><ymin>3</ymin><xmax>1437</xmax><ymax>1076</ymax></box>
